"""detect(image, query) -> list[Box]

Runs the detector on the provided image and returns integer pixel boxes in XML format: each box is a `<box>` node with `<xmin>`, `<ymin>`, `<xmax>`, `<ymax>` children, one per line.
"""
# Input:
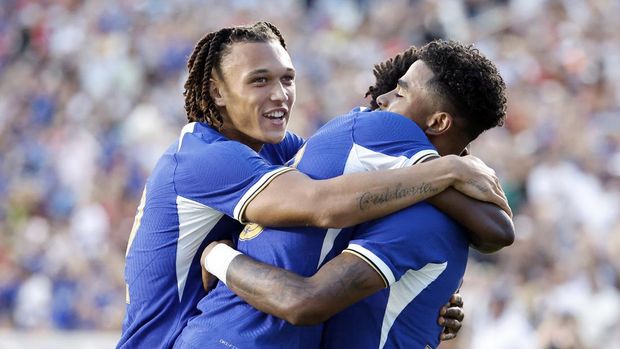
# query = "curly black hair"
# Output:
<box><xmin>366</xmin><ymin>40</ymin><xmax>507</xmax><ymax>140</ymax></box>
<box><xmin>365</xmin><ymin>46</ymin><xmax>418</xmax><ymax>110</ymax></box>
<box><xmin>183</xmin><ymin>22</ymin><xmax>287</xmax><ymax>128</ymax></box>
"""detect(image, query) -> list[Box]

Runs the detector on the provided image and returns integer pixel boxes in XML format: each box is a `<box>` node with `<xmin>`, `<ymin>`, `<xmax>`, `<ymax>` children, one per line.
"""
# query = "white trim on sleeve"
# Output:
<box><xmin>232</xmin><ymin>167</ymin><xmax>295</xmax><ymax>223</ymax></box>
<box><xmin>345</xmin><ymin>243</ymin><xmax>396</xmax><ymax>286</ymax></box>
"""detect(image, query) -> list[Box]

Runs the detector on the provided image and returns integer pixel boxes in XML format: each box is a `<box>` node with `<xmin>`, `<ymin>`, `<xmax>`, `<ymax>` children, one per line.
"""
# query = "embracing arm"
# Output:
<box><xmin>218</xmin><ymin>248</ymin><xmax>384</xmax><ymax>326</ymax></box>
<box><xmin>427</xmin><ymin>189</ymin><xmax>514</xmax><ymax>253</ymax></box>
<box><xmin>203</xmin><ymin>242</ymin><xmax>464</xmax><ymax>337</ymax></box>
<box><xmin>244</xmin><ymin>155</ymin><xmax>509</xmax><ymax>229</ymax></box>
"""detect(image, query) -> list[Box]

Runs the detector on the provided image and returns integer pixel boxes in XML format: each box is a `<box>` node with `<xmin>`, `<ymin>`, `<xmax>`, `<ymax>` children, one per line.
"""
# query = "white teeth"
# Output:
<box><xmin>264</xmin><ymin>111</ymin><xmax>285</xmax><ymax>119</ymax></box>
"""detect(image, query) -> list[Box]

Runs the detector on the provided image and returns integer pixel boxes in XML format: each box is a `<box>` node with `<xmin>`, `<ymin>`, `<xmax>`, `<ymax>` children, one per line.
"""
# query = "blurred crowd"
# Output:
<box><xmin>0</xmin><ymin>0</ymin><xmax>619</xmax><ymax>348</ymax></box>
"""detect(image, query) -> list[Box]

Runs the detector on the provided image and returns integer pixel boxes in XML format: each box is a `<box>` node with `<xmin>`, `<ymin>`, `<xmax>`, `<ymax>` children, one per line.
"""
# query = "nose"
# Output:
<box><xmin>376</xmin><ymin>92</ymin><xmax>389</xmax><ymax>110</ymax></box>
<box><xmin>270</xmin><ymin>82</ymin><xmax>289</xmax><ymax>102</ymax></box>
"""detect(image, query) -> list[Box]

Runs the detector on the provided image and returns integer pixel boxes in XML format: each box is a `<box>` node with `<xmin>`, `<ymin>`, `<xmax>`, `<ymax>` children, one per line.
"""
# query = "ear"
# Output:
<box><xmin>209</xmin><ymin>78</ymin><xmax>226</xmax><ymax>107</ymax></box>
<box><xmin>425</xmin><ymin>112</ymin><xmax>452</xmax><ymax>136</ymax></box>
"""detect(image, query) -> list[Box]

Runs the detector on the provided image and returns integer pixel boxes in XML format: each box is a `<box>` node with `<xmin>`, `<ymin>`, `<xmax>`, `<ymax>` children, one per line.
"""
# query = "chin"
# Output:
<box><xmin>264</xmin><ymin>133</ymin><xmax>287</xmax><ymax>144</ymax></box>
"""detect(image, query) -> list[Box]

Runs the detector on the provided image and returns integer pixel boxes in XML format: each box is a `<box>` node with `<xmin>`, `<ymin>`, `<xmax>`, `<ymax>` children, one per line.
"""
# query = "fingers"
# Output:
<box><xmin>442</xmin><ymin>318</ymin><xmax>462</xmax><ymax>332</ymax></box>
<box><xmin>449</xmin><ymin>293</ymin><xmax>463</xmax><ymax>308</ymax></box>
<box><xmin>438</xmin><ymin>293</ymin><xmax>465</xmax><ymax>342</ymax></box>
<box><xmin>489</xmin><ymin>191</ymin><xmax>510</xmax><ymax>215</ymax></box>
<box><xmin>440</xmin><ymin>331</ymin><xmax>457</xmax><ymax>341</ymax></box>
<box><xmin>443</xmin><ymin>307</ymin><xmax>465</xmax><ymax>322</ymax></box>
<box><xmin>438</xmin><ymin>317</ymin><xmax>462</xmax><ymax>342</ymax></box>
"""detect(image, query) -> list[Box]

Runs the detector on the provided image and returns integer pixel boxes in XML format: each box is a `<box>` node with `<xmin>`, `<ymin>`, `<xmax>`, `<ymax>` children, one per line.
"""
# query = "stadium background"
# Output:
<box><xmin>1</xmin><ymin>0</ymin><xmax>619</xmax><ymax>348</ymax></box>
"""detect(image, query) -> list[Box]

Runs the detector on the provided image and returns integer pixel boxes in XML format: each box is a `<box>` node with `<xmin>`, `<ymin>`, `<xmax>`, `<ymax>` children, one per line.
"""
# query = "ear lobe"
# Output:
<box><xmin>425</xmin><ymin>112</ymin><xmax>452</xmax><ymax>136</ymax></box>
<box><xmin>209</xmin><ymin>78</ymin><xmax>226</xmax><ymax>107</ymax></box>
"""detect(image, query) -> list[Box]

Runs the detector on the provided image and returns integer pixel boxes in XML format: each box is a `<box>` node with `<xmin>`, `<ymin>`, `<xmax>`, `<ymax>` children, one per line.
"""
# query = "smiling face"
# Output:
<box><xmin>376</xmin><ymin>60</ymin><xmax>438</xmax><ymax>129</ymax></box>
<box><xmin>211</xmin><ymin>41</ymin><xmax>296</xmax><ymax>151</ymax></box>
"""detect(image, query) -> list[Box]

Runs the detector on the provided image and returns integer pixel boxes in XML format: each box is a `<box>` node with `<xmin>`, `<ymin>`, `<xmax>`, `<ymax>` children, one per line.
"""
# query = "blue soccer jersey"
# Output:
<box><xmin>117</xmin><ymin>122</ymin><xmax>303</xmax><ymax>349</ymax></box>
<box><xmin>175</xmin><ymin>109</ymin><xmax>440</xmax><ymax>349</ymax></box>
<box><xmin>321</xmin><ymin>202</ymin><xmax>469</xmax><ymax>349</ymax></box>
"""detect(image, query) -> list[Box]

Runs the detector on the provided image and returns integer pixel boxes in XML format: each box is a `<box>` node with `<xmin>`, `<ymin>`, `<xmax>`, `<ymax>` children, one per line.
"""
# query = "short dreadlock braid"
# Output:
<box><xmin>183</xmin><ymin>22</ymin><xmax>287</xmax><ymax>127</ymax></box>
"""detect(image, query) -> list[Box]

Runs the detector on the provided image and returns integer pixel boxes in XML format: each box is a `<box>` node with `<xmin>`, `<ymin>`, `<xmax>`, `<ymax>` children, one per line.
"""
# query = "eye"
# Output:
<box><xmin>282</xmin><ymin>74</ymin><xmax>295</xmax><ymax>85</ymax></box>
<box><xmin>251</xmin><ymin>77</ymin><xmax>268</xmax><ymax>85</ymax></box>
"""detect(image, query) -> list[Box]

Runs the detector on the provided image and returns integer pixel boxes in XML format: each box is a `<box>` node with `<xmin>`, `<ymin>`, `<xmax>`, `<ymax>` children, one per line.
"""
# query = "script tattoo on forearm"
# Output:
<box><xmin>358</xmin><ymin>182</ymin><xmax>439</xmax><ymax>210</ymax></box>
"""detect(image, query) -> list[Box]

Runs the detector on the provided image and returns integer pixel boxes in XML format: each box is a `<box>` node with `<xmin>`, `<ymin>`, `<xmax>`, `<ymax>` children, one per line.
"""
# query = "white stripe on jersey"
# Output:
<box><xmin>346</xmin><ymin>244</ymin><xmax>396</xmax><ymax>285</ymax></box>
<box><xmin>175</xmin><ymin>195</ymin><xmax>224</xmax><ymax>301</ymax></box>
<box><xmin>344</xmin><ymin>144</ymin><xmax>439</xmax><ymax>173</ymax></box>
<box><xmin>408</xmin><ymin>149</ymin><xmax>440</xmax><ymax>165</ymax></box>
<box><xmin>178</xmin><ymin>122</ymin><xmax>197</xmax><ymax>151</ymax></box>
<box><xmin>316</xmin><ymin>228</ymin><xmax>342</xmax><ymax>270</ymax></box>
<box><xmin>379</xmin><ymin>262</ymin><xmax>448</xmax><ymax>349</ymax></box>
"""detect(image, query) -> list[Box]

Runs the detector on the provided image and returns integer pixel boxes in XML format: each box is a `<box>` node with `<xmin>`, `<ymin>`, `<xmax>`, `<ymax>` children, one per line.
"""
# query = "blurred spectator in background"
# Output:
<box><xmin>0</xmin><ymin>0</ymin><xmax>619</xmax><ymax>348</ymax></box>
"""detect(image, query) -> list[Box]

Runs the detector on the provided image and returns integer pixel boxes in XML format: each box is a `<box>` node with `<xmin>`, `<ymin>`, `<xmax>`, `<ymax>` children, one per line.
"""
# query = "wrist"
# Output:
<box><xmin>443</xmin><ymin>155</ymin><xmax>462</xmax><ymax>184</ymax></box>
<box><xmin>204</xmin><ymin>244</ymin><xmax>243</xmax><ymax>286</ymax></box>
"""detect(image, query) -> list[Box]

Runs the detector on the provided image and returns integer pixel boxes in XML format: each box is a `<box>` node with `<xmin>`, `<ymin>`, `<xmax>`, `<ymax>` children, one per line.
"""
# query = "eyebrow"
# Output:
<box><xmin>248</xmin><ymin>68</ymin><xmax>296</xmax><ymax>75</ymax></box>
<box><xmin>397</xmin><ymin>79</ymin><xmax>408</xmax><ymax>90</ymax></box>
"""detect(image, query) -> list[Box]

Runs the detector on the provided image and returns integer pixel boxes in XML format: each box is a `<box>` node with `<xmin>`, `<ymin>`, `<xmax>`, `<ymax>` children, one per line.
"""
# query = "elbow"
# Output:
<box><xmin>472</xmin><ymin>214</ymin><xmax>515</xmax><ymax>253</ymax></box>
<box><xmin>307</xmin><ymin>188</ymin><xmax>351</xmax><ymax>229</ymax></box>
<box><xmin>279</xmin><ymin>286</ymin><xmax>331</xmax><ymax>326</ymax></box>
<box><xmin>283</xmin><ymin>302</ymin><xmax>330</xmax><ymax>326</ymax></box>
<box><xmin>496</xmin><ymin>214</ymin><xmax>516</xmax><ymax>247</ymax></box>
<box><xmin>312</xmin><ymin>209</ymin><xmax>350</xmax><ymax>229</ymax></box>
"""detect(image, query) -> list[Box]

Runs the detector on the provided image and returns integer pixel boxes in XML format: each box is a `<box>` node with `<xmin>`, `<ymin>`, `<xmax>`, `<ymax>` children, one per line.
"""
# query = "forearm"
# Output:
<box><xmin>427</xmin><ymin>188</ymin><xmax>514</xmax><ymax>253</ymax></box>
<box><xmin>225</xmin><ymin>253</ymin><xmax>383</xmax><ymax>325</ymax></box>
<box><xmin>245</xmin><ymin>157</ymin><xmax>456</xmax><ymax>228</ymax></box>
<box><xmin>225</xmin><ymin>255</ymin><xmax>313</xmax><ymax>323</ymax></box>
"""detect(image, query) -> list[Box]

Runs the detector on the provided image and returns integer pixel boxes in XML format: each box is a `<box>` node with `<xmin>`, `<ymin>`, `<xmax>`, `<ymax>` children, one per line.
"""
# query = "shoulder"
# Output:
<box><xmin>178</xmin><ymin>126</ymin><xmax>258</xmax><ymax>162</ymax></box>
<box><xmin>353</xmin><ymin>110</ymin><xmax>425</xmax><ymax>136</ymax></box>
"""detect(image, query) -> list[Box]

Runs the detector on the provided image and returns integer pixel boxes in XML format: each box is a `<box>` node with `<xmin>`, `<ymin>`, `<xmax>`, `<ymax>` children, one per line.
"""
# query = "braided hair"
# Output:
<box><xmin>183</xmin><ymin>22</ymin><xmax>287</xmax><ymax>128</ymax></box>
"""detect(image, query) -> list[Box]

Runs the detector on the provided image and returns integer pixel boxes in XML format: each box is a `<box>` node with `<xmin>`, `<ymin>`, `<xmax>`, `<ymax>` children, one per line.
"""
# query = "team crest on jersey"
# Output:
<box><xmin>239</xmin><ymin>223</ymin><xmax>264</xmax><ymax>240</ymax></box>
<box><xmin>425</xmin><ymin>345</ymin><xmax>433</xmax><ymax>349</ymax></box>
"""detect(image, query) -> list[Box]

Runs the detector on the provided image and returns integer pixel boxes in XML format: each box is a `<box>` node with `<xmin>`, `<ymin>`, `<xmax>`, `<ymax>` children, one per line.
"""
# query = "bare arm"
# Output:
<box><xmin>202</xmin><ymin>242</ymin><xmax>465</xmax><ymax>337</ymax></box>
<box><xmin>224</xmin><ymin>250</ymin><xmax>384</xmax><ymax>326</ymax></box>
<box><xmin>244</xmin><ymin>155</ymin><xmax>509</xmax><ymax>229</ymax></box>
<box><xmin>426</xmin><ymin>188</ymin><xmax>514</xmax><ymax>253</ymax></box>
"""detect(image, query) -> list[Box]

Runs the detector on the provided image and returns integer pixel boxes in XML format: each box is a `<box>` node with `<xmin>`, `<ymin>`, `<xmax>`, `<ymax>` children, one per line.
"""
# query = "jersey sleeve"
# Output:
<box><xmin>174</xmin><ymin>135</ymin><xmax>294</xmax><ymax>222</ymax></box>
<box><xmin>259</xmin><ymin>131</ymin><xmax>305</xmax><ymax>165</ymax></box>
<box><xmin>343</xmin><ymin>203</ymin><xmax>457</xmax><ymax>287</ymax></box>
<box><xmin>350</xmin><ymin>111</ymin><xmax>439</xmax><ymax>171</ymax></box>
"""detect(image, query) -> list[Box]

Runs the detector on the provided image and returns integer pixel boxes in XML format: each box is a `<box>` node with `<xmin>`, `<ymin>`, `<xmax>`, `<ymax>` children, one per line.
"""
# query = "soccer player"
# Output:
<box><xmin>176</xmin><ymin>40</ymin><xmax>511</xmax><ymax>349</ymax></box>
<box><xmin>118</xmin><ymin>22</ymin><xmax>509</xmax><ymax>348</ymax></box>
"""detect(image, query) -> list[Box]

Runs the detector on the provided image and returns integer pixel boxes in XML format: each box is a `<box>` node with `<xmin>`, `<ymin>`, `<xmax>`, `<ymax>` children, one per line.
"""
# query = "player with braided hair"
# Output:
<box><xmin>119</xmin><ymin>21</ymin><xmax>510</xmax><ymax>348</ymax></box>
<box><xmin>184</xmin><ymin>22</ymin><xmax>286</xmax><ymax>127</ymax></box>
<box><xmin>190</xmin><ymin>40</ymin><xmax>512</xmax><ymax>349</ymax></box>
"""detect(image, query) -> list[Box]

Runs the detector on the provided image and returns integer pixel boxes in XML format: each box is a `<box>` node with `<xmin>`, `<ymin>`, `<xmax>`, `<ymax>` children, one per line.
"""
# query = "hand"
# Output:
<box><xmin>449</xmin><ymin>155</ymin><xmax>512</xmax><ymax>217</ymax></box>
<box><xmin>201</xmin><ymin>240</ymin><xmax>234</xmax><ymax>293</ymax></box>
<box><xmin>438</xmin><ymin>293</ymin><xmax>465</xmax><ymax>341</ymax></box>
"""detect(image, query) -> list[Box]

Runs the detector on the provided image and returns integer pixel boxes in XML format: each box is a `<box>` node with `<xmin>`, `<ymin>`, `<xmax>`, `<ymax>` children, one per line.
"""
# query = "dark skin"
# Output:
<box><xmin>202</xmin><ymin>59</ymin><xmax>513</xmax><ymax>341</ymax></box>
<box><xmin>202</xmin><ymin>245</ymin><xmax>464</xmax><ymax>340</ymax></box>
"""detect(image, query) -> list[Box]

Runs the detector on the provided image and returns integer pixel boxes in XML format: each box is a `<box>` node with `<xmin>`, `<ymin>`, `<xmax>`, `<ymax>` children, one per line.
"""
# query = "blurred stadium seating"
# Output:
<box><xmin>0</xmin><ymin>0</ymin><xmax>619</xmax><ymax>348</ymax></box>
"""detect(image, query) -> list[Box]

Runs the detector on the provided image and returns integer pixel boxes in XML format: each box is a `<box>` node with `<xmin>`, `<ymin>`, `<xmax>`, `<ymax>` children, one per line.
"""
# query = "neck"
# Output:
<box><xmin>429</xmin><ymin>134</ymin><xmax>470</xmax><ymax>156</ymax></box>
<box><xmin>219</xmin><ymin>124</ymin><xmax>264</xmax><ymax>152</ymax></box>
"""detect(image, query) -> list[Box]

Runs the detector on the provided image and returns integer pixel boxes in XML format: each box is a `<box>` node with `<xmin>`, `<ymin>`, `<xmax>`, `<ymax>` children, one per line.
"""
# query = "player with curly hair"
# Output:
<box><xmin>119</xmin><ymin>21</ymin><xmax>510</xmax><ymax>348</ymax></box>
<box><xmin>191</xmin><ymin>39</ymin><xmax>511</xmax><ymax>349</ymax></box>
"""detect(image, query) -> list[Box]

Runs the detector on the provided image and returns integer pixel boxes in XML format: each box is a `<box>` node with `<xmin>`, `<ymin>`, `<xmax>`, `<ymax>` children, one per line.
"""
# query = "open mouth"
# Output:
<box><xmin>263</xmin><ymin>110</ymin><xmax>286</xmax><ymax>120</ymax></box>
